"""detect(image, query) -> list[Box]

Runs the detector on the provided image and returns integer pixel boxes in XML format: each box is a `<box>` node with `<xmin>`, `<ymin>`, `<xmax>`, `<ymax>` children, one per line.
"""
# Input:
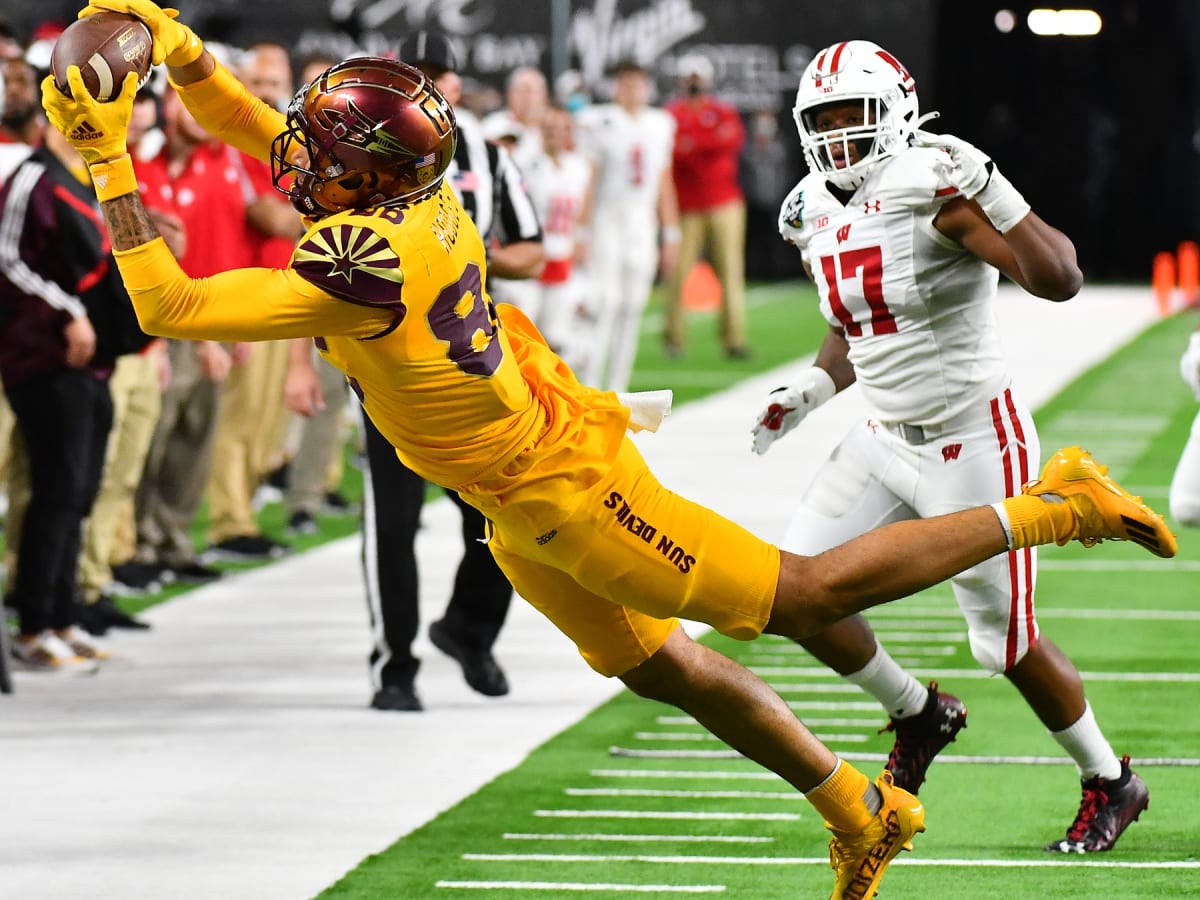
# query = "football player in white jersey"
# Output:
<box><xmin>575</xmin><ymin>59</ymin><xmax>680</xmax><ymax>392</ymax></box>
<box><xmin>753</xmin><ymin>40</ymin><xmax>1150</xmax><ymax>853</ymax></box>
<box><xmin>521</xmin><ymin>105</ymin><xmax>595</xmax><ymax>373</ymax></box>
<box><xmin>1169</xmin><ymin>324</ymin><xmax>1200</xmax><ymax>526</ymax></box>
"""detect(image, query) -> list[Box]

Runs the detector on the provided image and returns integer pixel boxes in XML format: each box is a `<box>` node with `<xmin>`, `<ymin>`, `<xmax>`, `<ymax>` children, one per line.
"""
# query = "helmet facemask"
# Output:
<box><xmin>793</xmin><ymin>41</ymin><xmax>920</xmax><ymax>191</ymax></box>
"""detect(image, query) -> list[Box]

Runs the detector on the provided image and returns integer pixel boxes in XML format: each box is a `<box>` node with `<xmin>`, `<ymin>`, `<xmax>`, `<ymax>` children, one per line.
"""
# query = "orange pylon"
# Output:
<box><xmin>1178</xmin><ymin>240</ymin><xmax>1199</xmax><ymax>306</ymax></box>
<box><xmin>682</xmin><ymin>261</ymin><xmax>722</xmax><ymax>311</ymax></box>
<box><xmin>1152</xmin><ymin>251</ymin><xmax>1176</xmax><ymax>316</ymax></box>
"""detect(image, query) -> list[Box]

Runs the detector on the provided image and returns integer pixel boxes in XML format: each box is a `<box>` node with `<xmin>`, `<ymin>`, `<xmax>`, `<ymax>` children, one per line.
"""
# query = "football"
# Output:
<box><xmin>50</xmin><ymin>12</ymin><xmax>153</xmax><ymax>102</ymax></box>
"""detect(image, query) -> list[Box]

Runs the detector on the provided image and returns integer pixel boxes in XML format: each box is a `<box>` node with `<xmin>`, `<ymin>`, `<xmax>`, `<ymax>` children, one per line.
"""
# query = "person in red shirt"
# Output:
<box><xmin>131</xmin><ymin>84</ymin><xmax>259</xmax><ymax>580</ymax></box>
<box><xmin>663</xmin><ymin>54</ymin><xmax>749</xmax><ymax>359</ymax></box>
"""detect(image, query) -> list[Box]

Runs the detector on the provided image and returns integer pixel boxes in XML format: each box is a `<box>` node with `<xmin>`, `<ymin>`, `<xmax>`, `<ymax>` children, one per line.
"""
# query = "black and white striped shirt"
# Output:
<box><xmin>447</xmin><ymin>109</ymin><xmax>542</xmax><ymax>246</ymax></box>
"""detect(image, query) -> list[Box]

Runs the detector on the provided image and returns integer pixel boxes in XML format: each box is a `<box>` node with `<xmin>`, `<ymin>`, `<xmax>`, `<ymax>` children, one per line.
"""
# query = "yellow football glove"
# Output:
<box><xmin>79</xmin><ymin>0</ymin><xmax>204</xmax><ymax>67</ymax></box>
<box><xmin>41</xmin><ymin>67</ymin><xmax>136</xmax><ymax>165</ymax></box>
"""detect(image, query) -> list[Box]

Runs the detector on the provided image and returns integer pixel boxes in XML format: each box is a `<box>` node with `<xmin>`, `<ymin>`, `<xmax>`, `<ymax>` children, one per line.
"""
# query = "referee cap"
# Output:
<box><xmin>398</xmin><ymin>31</ymin><xmax>459</xmax><ymax>75</ymax></box>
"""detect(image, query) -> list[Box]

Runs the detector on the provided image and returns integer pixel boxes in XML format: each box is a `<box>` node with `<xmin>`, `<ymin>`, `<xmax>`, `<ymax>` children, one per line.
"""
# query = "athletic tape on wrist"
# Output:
<box><xmin>89</xmin><ymin>155</ymin><xmax>138</xmax><ymax>202</ymax></box>
<box><xmin>977</xmin><ymin>168</ymin><xmax>1030</xmax><ymax>234</ymax></box>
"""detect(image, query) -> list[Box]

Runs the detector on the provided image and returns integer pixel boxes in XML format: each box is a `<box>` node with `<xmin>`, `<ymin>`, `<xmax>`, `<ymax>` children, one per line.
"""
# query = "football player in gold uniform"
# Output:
<box><xmin>43</xmin><ymin>4</ymin><xmax>1176</xmax><ymax>896</ymax></box>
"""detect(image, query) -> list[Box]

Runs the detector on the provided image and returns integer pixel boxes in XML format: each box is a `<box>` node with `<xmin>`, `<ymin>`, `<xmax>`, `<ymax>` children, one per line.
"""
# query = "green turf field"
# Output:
<box><xmin>311</xmin><ymin>303</ymin><xmax>1200</xmax><ymax>899</ymax></box>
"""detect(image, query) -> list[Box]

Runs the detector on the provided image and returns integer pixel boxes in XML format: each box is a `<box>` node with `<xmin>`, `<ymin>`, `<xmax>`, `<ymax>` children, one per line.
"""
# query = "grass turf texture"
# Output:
<box><xmin>315</xmin><ymin>307</ymin><xmax>1200</xmax><ymax>898</ymax></box>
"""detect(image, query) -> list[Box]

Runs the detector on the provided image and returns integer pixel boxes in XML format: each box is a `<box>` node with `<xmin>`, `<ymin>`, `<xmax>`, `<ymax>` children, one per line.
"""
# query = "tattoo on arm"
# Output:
<box><xmin>102</xmin><ymin>193</ymin><xmax>162</xmax><ymax>252</ymax></box>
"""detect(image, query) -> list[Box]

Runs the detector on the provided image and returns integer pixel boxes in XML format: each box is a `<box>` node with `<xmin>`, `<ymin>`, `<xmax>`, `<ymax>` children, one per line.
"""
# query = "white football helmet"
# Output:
<box><xmin>793</xmin><ymin>40</ymin><xmax>920</xmax><ymax>190</ymax></box>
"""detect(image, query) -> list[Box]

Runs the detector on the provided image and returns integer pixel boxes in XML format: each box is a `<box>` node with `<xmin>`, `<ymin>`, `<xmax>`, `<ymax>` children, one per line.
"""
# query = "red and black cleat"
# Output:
<box><xmin>882</xmin><ymin>681</ymin><xmax>967</xmax><ymax>795</ymax></box>
<box><xmin>1044</xmin><ymin>755</ymin><xmax>1149</xmax><ymax>853</ymax></box>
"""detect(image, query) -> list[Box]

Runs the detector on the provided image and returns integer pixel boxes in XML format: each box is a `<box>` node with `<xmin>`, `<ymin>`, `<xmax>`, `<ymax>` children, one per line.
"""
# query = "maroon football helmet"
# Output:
<box><xmin>271</xmin><ymin>57</ymin><xmax>456</xmax><ymax>216</ymax></box>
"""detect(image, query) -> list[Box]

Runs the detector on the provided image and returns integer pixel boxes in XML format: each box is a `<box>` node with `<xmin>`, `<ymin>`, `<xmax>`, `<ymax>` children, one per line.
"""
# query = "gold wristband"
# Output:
<box><xmin>90</xmin><ymin>155</ymin><xmax>139</xmax><ymax>202</ymax></box>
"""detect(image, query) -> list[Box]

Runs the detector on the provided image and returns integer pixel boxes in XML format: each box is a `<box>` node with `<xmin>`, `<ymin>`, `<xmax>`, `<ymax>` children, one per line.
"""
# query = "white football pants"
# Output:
<box><xmin>1169</xmin><ymin>408</ymin><xmax>1200</xmax><ymax>526</ymax></box>
<box><xmin>781</xmin><ymin>387</ymin><xmax>1041</xmax><ymax>674</ymax></box>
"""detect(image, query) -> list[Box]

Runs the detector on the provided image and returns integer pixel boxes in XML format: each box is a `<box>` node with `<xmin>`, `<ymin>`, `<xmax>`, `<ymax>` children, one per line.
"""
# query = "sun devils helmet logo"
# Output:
<box><xmin>271</xmin><ymin>57</ymin><xmax>457</xmax><ymax>216</ymax></box>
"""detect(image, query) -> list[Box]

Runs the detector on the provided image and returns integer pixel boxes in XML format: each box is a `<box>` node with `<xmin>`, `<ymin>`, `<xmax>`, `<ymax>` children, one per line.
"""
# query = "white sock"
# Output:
<box><xmin>845</xmin><ymin>644</ymin><xmax>930</xmax><ymax>720</ymax></box>
<box><xmin>1050</xmin><ymin>702</ymin><xmax>1122</xmax><ymax>780</ymax></box>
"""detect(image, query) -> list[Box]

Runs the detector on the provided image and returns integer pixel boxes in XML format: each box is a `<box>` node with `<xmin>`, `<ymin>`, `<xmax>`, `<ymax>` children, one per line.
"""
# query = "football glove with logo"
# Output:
<box><xmin>41</xmin><ymin>67</ymin><xmax>135</xmax><ymax>165</ymax></box>
<box><xmin>915</xmin><ymin>130</ymin><xmax>1030</xmax><ymax>234</ymax></box>
<box><xmin>751</xmin><ymin>367</ymin><xmax>836</xmax><ymax>455</ymax></box>
<box><xmin>1181</xmin><ymin>332</ymin><xmax>1200</xmax><ymax>401</ymax></box>
<box><xmin>80</xmin><ymin>0</ymin><xmax>204</xmax><ymax>68</ymax></box>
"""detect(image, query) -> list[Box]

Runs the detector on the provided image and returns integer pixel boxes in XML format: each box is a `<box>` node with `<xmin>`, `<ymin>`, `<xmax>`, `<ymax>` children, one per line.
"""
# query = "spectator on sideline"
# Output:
<box><xmin>575</xmin><ymin>59</ymin><xmax>679</xmax><ymax>392</ymax></box>
<box><xmin>202</xmin><ymin>41</ymin><xmax>302</xmax><ymax>562</ymax></box>
<box><xmin>42</xmin><ymin>19</ymin><xmax>1175</xmax><ymax>892</ymax></box>
<box><xmin>741</xmin><ymin>108</ymin><xmax>793</xmax><ymax>281</ymax></box>
<box><xmin>131</xmin><ymin>84</ymin><xmax>254</xmax><ymax>583</ymax></box>
<box><xmin>76</xmin><ymin>86</ymin><xmax>179</xmax><ymax>619</ymax></box>
<box><xmin>481</xmin><ymin>65</ymin><xmax>548</xmax><ymax>172</ymax></box>
<box><xmin>0</xmin><ymin>98</ymin><xmax>150</xmax><ymax>667</ymax></box>
<box><xmin>662</xmin><ymin>53</ymin><xmax>748</xmax><ymax>360</ymax></box>
<box><xmin>1170</xmin><ymin>323</ymin><xmax>1200</xmax><ymax>526</ymax></box>
<box><xmin>520</xmin><ymin>105</ymin><xmax>594</xmax><ymax>374</ymax></box>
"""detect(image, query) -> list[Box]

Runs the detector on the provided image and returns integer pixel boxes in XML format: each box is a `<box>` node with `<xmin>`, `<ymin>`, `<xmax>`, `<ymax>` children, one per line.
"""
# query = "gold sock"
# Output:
<box><xmin>1001</xmin><ymin>494</ymin><xmax>1076</xmax><ymax>549</ymax></box>
<box><xmin>805</xmin><ymin>760</ymin><xmax>875</xmax><ymax>833</ymax></box>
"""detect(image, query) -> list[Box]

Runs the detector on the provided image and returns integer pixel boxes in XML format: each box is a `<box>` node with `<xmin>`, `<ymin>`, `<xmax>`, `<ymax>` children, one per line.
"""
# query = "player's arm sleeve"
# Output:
<box><xmin>112</xmin><ymin>238</ymin><xmax>393</xmax><ymax>342</ymax></box>
<box><xmin>169</xmin><ymin>60</ymin><xmax>286</xmax><ymax>164</ymax></box>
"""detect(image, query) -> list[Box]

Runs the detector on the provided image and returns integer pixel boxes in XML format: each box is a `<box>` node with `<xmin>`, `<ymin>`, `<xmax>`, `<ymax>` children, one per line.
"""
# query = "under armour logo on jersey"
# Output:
<box><xmin>942</xmin><ymin>443</ymin><xmax>963</xmax><ymax>462</ymax></box>
<box><xmin>836</xmin><ymin>224</ymin><xmax>852</xmax><ymax>244</ymax></box>
<box><xmin>864</xmin><ymin>199</ymin><xmax>881</xmax><ymax>214</ymax></box>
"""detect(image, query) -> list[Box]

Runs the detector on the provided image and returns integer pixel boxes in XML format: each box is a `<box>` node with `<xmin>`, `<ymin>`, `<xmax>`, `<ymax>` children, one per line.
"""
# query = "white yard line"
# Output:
<box><xmin>606</xmin><ymin>748</ymin><xmax>1200</xmax><ymax>767</ymax></box>
<box><xmin>461</xmin><ymin>853</ymin><xmax>1200</xmax><ymax>869</ymax></box>
<box><xmin>504</xmin><ymin>833</ymin><xmax>775</xmax><ymax>843</ymax></box>
<box><xmin>437</xmin><ymin>881</ymin><xmax>727</xmax><ymax>893</ymax></box>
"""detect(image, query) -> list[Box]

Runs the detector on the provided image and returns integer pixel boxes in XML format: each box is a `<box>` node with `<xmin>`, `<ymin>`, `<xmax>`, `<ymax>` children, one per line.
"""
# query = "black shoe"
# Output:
<box><xmin>265</xmin><ymin>463</ymin><xmax>290</xmax><ymax>491</ymax></box>
<box><xmin>88</xmin><ymin>595</ymin><xmax>151</xmax><ymax>632</ymax></box>
<box><xmin>203</xmin><ymin>535</ymin><xmax>290</xmax><ymax>562</ymax></box>
<box><xmin>286</xmin><ymin>510</ymin><xmax>320</xmax><ymax>536</ymax></box>
<box><xmin>110</xmin><ymin>561</ymin><xmax>166</xmax><ymax>593</ymax></box>
<box><xmin>1044</xmin><ymin>755</ymin><xmax>1149</xmax><ymax>853</ymax></box>
<box><xmin>169</xmin><ymin>560</ymin><xmax>223</xmax><ymax>583</ymax></box>
<box><xmin>371</xmin><ymin>682</ymin><xmax>423</xmax><ymax>711</ymax></box>
<box><xmin>725</xmin><ymin>345</ymin><xmax>752</xmax><ymax>360</ymax></box>
<box><xmin>428</xmin><ymin>619</ymin><xmax>509</xmax><ymax>697</ymax></box>
<box><xmin>882</xmin><ymin>681</ymin><xmax>967</xmax><ymax>795</ymax></box>
<box><xmin>322</xmin><ymin>491</ymin><xmax>356</xmax><ymax>515</ymax></box>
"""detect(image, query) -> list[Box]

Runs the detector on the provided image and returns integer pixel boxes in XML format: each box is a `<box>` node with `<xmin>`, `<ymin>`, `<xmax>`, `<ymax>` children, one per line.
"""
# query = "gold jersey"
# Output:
<box><xmin>114</xmin><ymin>181</ymin><xmax>629</xmax><ymax>506</ymax></box>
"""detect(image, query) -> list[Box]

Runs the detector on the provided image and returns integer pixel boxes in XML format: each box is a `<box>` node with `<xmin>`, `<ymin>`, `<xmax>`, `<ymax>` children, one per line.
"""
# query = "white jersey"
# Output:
<box><xmin>522</xmin><ymin>149</ymin><xmax>592</xmax><ymax>263</ymax></box>
<box><xmin>577</xmin><ymin>103</ymin><xmax>675</xmax><ymax>229</ymax></box>
<box><xmin>779</xmin><ymin>146</ymin><xmax>1006</xmax><ymax>427</ymax></box>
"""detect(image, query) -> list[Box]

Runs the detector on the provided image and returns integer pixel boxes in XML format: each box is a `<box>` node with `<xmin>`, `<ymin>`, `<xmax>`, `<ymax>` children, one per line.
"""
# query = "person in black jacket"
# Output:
<box><xmin>0</xmin><ymin>77</ymin><xmax>155</xmax><ymax>671</ymax></box>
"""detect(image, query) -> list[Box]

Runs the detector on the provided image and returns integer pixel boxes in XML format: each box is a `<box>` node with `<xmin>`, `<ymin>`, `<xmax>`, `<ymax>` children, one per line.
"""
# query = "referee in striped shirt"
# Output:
<box><xmin>361</xmin><ymin>31</ymin><xmax>544</xmax><ymax>711</ymax></box>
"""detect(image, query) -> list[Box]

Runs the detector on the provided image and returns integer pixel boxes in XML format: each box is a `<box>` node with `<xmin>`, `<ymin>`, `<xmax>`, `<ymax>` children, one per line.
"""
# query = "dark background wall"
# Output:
<box><xmin>3</xmin><ymin>0</ymin><xmax>1197</xmax><ymax>281</ymax></box>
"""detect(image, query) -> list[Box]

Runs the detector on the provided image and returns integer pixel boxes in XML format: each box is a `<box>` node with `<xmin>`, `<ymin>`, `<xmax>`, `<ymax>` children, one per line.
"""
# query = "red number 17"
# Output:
<box><xmin>819</xmin><ymin>245</ymin><xmax>897</xmax><ymax>336</ymax></box>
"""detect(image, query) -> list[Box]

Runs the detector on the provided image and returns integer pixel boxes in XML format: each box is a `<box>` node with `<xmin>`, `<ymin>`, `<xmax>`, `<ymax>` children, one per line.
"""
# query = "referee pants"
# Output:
<box><xmin>360</xmin><ymin>411</ymin><xmax>513</xmax><ymax>691</ymax></box>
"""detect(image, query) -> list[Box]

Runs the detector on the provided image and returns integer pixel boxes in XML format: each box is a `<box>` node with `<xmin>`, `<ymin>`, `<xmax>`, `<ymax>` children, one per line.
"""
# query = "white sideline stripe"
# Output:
<box><xmin>607</xmin><ymin>748</ymin><xmax>1200</xmax><ymax>767</ymax></box>
<box><xmin>457</xmin><ymin>856</ymin><xmax>1200</xmax><ymax>870</ymax></box>
<box><xmin>437</xmin><ymin>880</ymin><xmax>726</xmax><ymax>893</ymax></box>
<box><xmin>757</xmin><ymin>667</ymin><xmax>1200</xmax><ymax>683</ymax></box>
<box><xmin>504</xmin><ymin>833</ymin><xmax>774</xmax><ymax>844</ymax></box>
<box><xmin>592</xmin><ymin>769</ymin><xmax>784</xmax><ymax>781</ymax></box>
<box><xmin>635</xmin><ymin>730</ymin><xmax>867</xmax><ymax>743</ymax></box>
<box><xmin>565</xmin><ymin>788</ymin><xmax>800</xmax><ymax>800</ymax></box>
<box><xmin>534</xmin><ymin>810</ymin><xmax>801</xmax><ymax>821</ymax></box>
<box><xmin>860</xmin><ymin>605</ymin><xmax>1200</xmax><ymax>621</ymax></box>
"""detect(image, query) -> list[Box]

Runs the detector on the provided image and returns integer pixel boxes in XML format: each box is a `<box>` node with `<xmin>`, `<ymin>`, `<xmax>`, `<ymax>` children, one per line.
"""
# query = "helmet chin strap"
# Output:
<box><xmin>910</xmin><ymin>110</ymin><xmax>941</xmax><ymax>142</ymax></box>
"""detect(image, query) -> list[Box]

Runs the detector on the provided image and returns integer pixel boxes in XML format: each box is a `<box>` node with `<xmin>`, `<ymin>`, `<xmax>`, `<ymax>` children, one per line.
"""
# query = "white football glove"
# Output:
<box><xmin>1181</xmin><ymin>332</ymin><xmax>1200</xmax><ymax>401</ymax></box>
<box><xmin>751</xmin><ymin>367</ymin><xmax>836</xmax><ymax>455</ymax></box>
<box><xmin>915</xmin><ymin>130</ymin><xmax>1030</xmax><ymax>233</ymax></box>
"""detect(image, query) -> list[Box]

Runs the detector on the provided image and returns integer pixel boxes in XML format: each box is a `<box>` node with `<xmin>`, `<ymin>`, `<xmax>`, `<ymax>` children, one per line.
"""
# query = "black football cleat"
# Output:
<box><xmin>882</xmin><ymin>681</ymin><xmax>967</xmax><ymax>795</ymax></box>
<box><xmin>1045</xmin><ymin>755</ymin><xmax>1149</xmax><ymax>853</ymax></box>
<box><xmin>429</xmin><ymin>619</ymin><xmax>509</xmax><ymax>697</ymax></box>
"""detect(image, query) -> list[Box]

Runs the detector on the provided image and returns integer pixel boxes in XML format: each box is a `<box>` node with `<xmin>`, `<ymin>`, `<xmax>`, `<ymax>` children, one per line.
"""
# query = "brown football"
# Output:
<box><xmin>50</xmin><ymin>12</ymin><xmax>153</xmax><ymax>102</ymax></box>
